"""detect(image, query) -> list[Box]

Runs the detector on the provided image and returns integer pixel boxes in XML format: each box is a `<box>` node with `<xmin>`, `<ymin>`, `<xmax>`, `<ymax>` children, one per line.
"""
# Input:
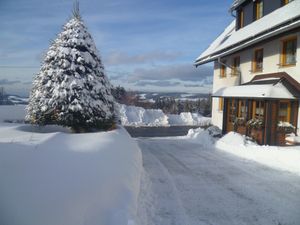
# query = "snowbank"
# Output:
<box><xmin>118</xmin><ymin>104</ymin><xmax>211</xmax><ymax>127</ymax></box>
<box><xmin>0</xmin><ymin>124</ymin><xmax>142</xmax><ymax>225</ymax></box>
<box><xmin>0</xmin><ymin>104</ymin><xmax>211</xmax><ymax>127</ymax></box>
<box><xmin>118</xmin><ymin>104</ymin><xmax>169</xmax><ymax>127</ymax></box>
<box><xmin>215</xmin><ymin>132</ymin><xmax>300</xmax><ymax>176</ymax></box>
<box><xmin>186</xmin><ymin>127</ymin><xmax>214</xmax><ymax>147</ymax></box>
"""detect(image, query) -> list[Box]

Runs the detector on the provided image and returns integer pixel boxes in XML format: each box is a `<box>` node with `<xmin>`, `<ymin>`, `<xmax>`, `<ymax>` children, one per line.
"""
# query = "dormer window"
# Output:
<box><xmin>282</xmin><ymin>0</ymin><xmax>294</xmax><ymax>6</ymax></box>
<box><xmin>254</xmin><ymin>0</ymin><xmax>263</xmax><ymax>20</ymax></box>
<box><xmin>237</xmin><ymin>9</ymin><xmax>244</xmax><ymax>30</ymax></box>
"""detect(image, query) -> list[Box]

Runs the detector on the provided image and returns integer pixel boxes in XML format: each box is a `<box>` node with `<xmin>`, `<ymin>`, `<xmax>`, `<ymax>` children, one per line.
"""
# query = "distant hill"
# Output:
<box><xmin>136</xmin><ymin>91</ymin><xmax>210</xmax><ymax>102</ymax></box>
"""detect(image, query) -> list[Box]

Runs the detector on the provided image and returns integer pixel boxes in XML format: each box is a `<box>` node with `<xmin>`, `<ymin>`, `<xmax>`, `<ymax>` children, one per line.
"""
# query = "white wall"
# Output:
<box><xmin>211</xmin><ymin>30</ymin><xmax>300</xmax><ymax>129</ymax></box>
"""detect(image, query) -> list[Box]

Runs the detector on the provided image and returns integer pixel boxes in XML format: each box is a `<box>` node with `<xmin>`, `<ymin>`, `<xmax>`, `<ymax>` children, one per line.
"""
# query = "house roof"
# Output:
<box><xmin>195</xmin><ymin>0</ymin><xmax>300</xmax><ymax>66</ymax></box>
<box><xmin>229</xmin><ymin>0</ymin><xmax>247</xmax><ymax>12</ymax></box>
<box><xmin>212</xmin><ymin>72</ymin><xmax>300</xmax><ymax>99</ymax></box>
<box><xmin>212</xmin><ymin>83</ymin><xmax>296</xmax><ymax>99</ymax></box>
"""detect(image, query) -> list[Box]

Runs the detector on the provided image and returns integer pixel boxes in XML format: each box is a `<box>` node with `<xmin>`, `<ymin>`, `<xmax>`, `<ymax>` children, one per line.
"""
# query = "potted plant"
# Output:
<box><xmin>276</xmin><ymin>121</ymin><xmax>295</xmax><ymax>146</ymax></box>
<box><xmin>246</xmin><ymin>118</ymin><xmax>264</xmax><ymax>144</ymax></box>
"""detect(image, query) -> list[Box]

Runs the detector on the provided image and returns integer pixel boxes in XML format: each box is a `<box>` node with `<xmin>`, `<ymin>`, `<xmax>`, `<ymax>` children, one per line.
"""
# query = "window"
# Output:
<box><xmin>282</xmin><ymin>0</ymin><xmax>294</xmax><ymax>6</ymax></box>
<box><xmin>281</xmin><ymin>37</ymin><xmax>297</xmax><ymax>66</ymax></box>
<box><xmin>278</xmin><ymin>101</ymin><xmax>291</xmax><ymax>122</ymax></box>
<box><xmin>238</xmin><ymin>100</ymin><xmax>248</xmax><ymax>119</ymax></box>
<box><xmin>218</xmin><ymin>98</ymin><xmax>224</xmax><ymax>111</ymax></box>
<box><xmin>252</xmin><ymin>48</ymin><xmax>263</xmax><ymax>72</ymax></box>
<box><xmin>254</xmin><ymin>0</ymin><xmax>263</xmax><ymax>20</ymax></box>
<box><xmin>252</xmin><ymin>100</ymin><xmax>264</xmax><ymax>119</ymax></box>
<box><xmin>220</xmin><ymin>60</ymin><xmax>227</xmax><ymax>78</ymax></box>
<box><xmin>237</xmin><ymin>9</ymin><xmax>244</xmax><ymax>29</ymax></box>
<box><xmin>231</xmin><ymin>56</ymin><xmax>240</xmax><ymax>76</ymax></box>
<box><xmin>228</xmin><ymin>99</ymin><xmax>237</xmax><ymax>123</ymax></box>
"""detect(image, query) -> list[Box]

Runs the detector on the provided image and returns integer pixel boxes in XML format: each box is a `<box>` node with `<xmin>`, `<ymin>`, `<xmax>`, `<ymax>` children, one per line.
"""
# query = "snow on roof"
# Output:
<box><xmin>230</xmin><ymin>0</ymin><xmax>247</xmax><ymax>11</ymax></box>
<box><xmin>212</xmin><ymin>82</ymin><xmax>296</xmax><ymax>99</ymax></box>
<box><xmin>195</xmin><ymin>1</ymin><xmax>300</xmax><ymax>66</ymax></box>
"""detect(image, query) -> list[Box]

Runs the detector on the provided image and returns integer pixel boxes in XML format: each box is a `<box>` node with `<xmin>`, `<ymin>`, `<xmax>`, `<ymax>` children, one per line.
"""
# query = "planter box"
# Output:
<box><xmin>237</xmin><ymin>126</ymin><xmax>246</xmax><ymax>135</ymax></box>
<box><xmin>250</xmin><ymin>128</ymin><xmax>264</xmax><ymax>145</ymax></box>
<box><xmin>276</xmin><ymin>132</ymin><xmax>286</xmax><ymax>146</ymax></box>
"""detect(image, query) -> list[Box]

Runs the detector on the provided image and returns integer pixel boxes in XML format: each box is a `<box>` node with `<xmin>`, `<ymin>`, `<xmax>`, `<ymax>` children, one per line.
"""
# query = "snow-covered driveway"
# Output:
<box><xmin>136</xmin><ymin>137</ymin><xmax>300</xmax><ymax>225</ymax></box>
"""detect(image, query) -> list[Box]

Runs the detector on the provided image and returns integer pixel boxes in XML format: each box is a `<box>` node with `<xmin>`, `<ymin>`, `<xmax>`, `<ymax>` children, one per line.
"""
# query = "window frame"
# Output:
<box><xmin>280</xmin><ymin>36</ymin><xmax>297</xmax><ymax>67</ymax></box>
<box><xmin>278</xmin><ymin>100</ymin><xmax>291</xmax><ymax>122</ymax></box>
<box><xmin>238</xmin><ymin>99</ymin><xmax>248</xmax><ymax>119</ymax></box>
<box><xmin>252</xmin><ymin>100</ymin><xmax>265</xmax><ymax>120</ymax></box>
<box><xmin>218</xmin><ymin>98</ymin><xmax>224</xmax><ymax>112</ymax></box>
<box><xmin>237</xmin><ymin>9</ymin><xmax>244</xmax><ymax>29</ymax></box>
<box><xmin>220</xmin><ymin>60</ymin><xmax>227</xmax><ymax>78</ymax></box>
<box><xmin>231</xmin><ymin>56</ymin><xmax>240</xmax><ymax>76</ymax></box>
<box><xmin>282</xmin><ymin>0</ymin><xmax>294</xmax><ymax>6</ymax></box>
<box><xmin>254</xmin><ymin>0</ymin><xmax>263</xmax><ymax>21</ymax></box>
<box><xmin>252</xmin><ymin>48</ymin><xmax>264</xmax><ymax>73</ymax></box>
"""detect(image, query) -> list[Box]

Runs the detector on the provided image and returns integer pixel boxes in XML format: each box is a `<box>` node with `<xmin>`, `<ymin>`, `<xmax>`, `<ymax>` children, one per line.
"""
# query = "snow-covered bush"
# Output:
<box><xmin>277</xmin><ymin>121</ymin><xmax>295</xmax><ymax>133</ymax></box>
<box><xmin>26</xmin><ymin>7</ymin><xmax>115</xmax><ymax>131</ymax></box>
<box><xmin>246</xmin><ymin>118</ymin><xmax>264</xmax><ymax>129</ymax></box>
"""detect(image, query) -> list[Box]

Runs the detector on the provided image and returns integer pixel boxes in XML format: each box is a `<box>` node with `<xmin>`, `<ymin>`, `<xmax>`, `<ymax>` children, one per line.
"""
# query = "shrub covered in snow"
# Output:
<box><xmin>26</xmin><ymin>7</ymin><xmax>115</xmax><ymax>130</ymax></box>
<box><xmin>246</xmin><ymin>118</ymin><xmax>264</xmax><ymax>129</ymax></box>
<box><xmin>277</xmin><ymin>121</ymin><xmax>295</xmax><ymax>133</ymax></box>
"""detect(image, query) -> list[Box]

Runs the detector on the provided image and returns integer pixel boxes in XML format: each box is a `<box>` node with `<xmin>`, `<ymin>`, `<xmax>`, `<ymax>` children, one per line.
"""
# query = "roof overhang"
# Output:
<box><xmin>195</xmin><ymin>18</ymin><xmax>300</xmax><ymax>66</ymax></box>
<box><xmin>212</xmin><ymin>72</ymin><xmax>300</xmax><ymax>100</ymax></box>
<box><xmin>195</xmin><ymin>1</ymin><xmax>300</xmax><ymax>66</ymax></box>
<box><xmin>212</xmin><ymin>83</ymin><xmax>296</xmax><ymax>99</ymax></box>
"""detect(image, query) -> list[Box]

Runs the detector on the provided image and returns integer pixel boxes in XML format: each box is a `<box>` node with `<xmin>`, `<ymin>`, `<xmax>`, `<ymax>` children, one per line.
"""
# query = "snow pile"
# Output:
<box><xmin>186</xmin><ymin>127</ymin><xmax>214</xmax><ymax>147</ymax></box>
<box><xmin>118</xmin><ymin>104</ymin><xmax>211</xmax><ymax>127</ymax></box>
<box><xmin>0</xmin><ymin>104</ymin><xmax>211</xmax><ymax>127</ymax></box>
<box><xmin>216</xmin><ymin>132</ymin><xmax>300</xmax><ymax>176</ymax></box>
<box><xmin>118</xmin><ymin>104</ymin><xmax>169</xmax><ymax>127</ymax></box>
<box><xmin>0</xmin><ymin>124</ymin><xmax>142</xmax><ymax>225</ymax></box>
<box><xmin>168</xmin><ymin>112</ymin><xmax>211</xmax><ymax>126</ymax></box>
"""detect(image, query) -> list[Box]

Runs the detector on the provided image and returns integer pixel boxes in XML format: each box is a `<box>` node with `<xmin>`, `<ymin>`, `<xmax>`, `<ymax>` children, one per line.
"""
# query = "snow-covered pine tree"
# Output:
<box><xmin>26</xmin><ymin>4</ymin><xmax>115</xmax><ymax>131</ymax></box>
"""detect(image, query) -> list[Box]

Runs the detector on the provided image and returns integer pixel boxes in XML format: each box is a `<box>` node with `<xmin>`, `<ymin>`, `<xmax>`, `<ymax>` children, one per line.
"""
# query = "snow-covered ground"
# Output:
<box><xmin>2</xmin><ymin>105</ymin><xmax>300</xmax><ymax>225</ymax></box>
<box><xmin>118</xmin><ymin>104</ymin><xmax>211</xmax><ymax>127</ymax></box>
<box><xmin>215</xmin><ymin>131</ymin><xmax>300</xmax><ymax>176</ymax></box>
<box><xmin>0</xmin><ymin>123</ymin><xmax>142</xmax><ymax>225</ymax></box>
<box><xmin>137</xmin><ymin>135</ymin><xmax>300</xmax><ymax>225</ymax></box>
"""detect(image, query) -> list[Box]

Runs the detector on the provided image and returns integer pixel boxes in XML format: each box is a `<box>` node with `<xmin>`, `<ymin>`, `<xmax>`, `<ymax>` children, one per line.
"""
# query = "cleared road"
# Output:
<box><xmin>137</xmin><ymin>137</ymin><xmax>300</xmax><ymax>225</ymax></box>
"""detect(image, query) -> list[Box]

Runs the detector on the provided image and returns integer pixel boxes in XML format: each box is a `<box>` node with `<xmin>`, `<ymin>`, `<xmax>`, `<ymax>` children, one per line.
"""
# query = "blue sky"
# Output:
<box><xmin>0</xmin><ymin>0</ymin><xmax>233</xmax><ymax>96</ymax></box>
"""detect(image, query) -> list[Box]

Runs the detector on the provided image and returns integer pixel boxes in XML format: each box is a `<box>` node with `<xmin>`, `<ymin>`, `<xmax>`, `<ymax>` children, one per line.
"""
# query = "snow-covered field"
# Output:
<box><xmin>0</xmin><ymin>123</ymin><xmax>142</xmax><ymax>225</ymax></box>
<box><xmin>118</xmin><ymin>104</ymin><xmax>211</xmax><ymax>127</ymax></box>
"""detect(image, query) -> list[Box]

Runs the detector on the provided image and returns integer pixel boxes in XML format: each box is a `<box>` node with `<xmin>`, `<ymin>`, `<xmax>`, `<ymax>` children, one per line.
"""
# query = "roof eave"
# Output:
<box><xmin>195</xmin><ymin>18</ymin><xmax>300</xmax><ymax>67</ymax></box>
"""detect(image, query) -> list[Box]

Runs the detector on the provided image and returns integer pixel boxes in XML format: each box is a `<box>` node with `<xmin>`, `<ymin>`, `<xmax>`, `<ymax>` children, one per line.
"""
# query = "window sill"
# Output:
<box><xmin>250</xmin><ymin>69</ymin><xmax>263</xmax><ymax>74</ymax></box>
<box><xmin>277</xmin><ymin>63</ymin><xmax>296</xmax><ymax>68</ymax></box>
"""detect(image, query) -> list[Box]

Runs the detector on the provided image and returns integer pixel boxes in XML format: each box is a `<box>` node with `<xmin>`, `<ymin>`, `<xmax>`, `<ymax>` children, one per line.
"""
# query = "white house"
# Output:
<box><xmin>195</xmin><ymin>0</ymin><xmax>300</xmax><ymax>145</ymax></box>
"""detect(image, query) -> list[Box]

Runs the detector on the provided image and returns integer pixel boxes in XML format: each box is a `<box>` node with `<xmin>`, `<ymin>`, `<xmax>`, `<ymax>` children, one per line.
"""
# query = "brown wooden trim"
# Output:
<box><xmin>248</xmin><ymin>72</ymin><xmax>300</xmax><ymax>94</ymax></box>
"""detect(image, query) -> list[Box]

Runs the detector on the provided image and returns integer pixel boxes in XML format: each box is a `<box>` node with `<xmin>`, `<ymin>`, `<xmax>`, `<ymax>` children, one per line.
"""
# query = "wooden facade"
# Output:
<box><xmin>222</xmin><ymin>98</ymin><xmax>298</xmax><ymax>145</ymax></box>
